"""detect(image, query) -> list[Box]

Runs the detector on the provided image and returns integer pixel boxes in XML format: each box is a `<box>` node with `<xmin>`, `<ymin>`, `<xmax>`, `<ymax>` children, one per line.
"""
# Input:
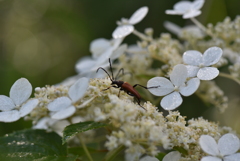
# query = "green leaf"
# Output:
<box><xmin>63</xmin><ymin>121</ymin><xmax>107</xmax><ymax>144</ymax></box>
<box><xmin>0</xmin><ymin>129</ymin><xmax>77</xmax><ymax>161</ymax></box>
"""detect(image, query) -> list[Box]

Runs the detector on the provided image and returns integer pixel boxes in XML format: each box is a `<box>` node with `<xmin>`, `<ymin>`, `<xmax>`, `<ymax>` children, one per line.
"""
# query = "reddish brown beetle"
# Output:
<box><xmin>96</xmin><ymin>58</ymin><xmax>159</xmax><ymax>110</ymax></box>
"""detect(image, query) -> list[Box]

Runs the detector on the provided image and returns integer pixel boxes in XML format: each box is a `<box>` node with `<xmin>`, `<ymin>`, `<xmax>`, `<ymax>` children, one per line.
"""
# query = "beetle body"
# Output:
<box><xmin>97</xmin><ymin>58</ymin><xmax>159</xmax><ymax>110</ymax></box>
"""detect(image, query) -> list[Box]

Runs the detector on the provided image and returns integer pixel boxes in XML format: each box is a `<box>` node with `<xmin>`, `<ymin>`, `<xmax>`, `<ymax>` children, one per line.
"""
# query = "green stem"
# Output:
<box><xmin>132</xmin><ymin>29</ymin><xmax>153</xmax><ymax>41</ymax></box>
<box><xmin>102</xmin><ymin>145</ymin><xmax>124</xmax><ymax>161</ymax></box>
<box><xmin>78</xmin><ymin>134</ymin><xmax>94</xmax><ymax>161</ymax></box>
<box><xmin>190</xmin><ymin>17</ymin><xmax>214</xmax><ymax>38</ymax></box>
<box><xmin>218</xmin><ymin>72</ymin><xmax>240</xmax><ymax>85</ymax></box>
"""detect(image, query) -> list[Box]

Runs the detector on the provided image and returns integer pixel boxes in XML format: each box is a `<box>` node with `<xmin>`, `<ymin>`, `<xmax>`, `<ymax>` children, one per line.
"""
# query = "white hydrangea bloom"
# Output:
<box><xmin>112</xmin><ymin>6</ymin><xmax>148</xmax><ymax>39</ymax></box>
<box><xmin>183</xmin><ymin>47</ymin><xmax>223</xmax><ymax>80</ymax></box>
<box><xmin>163</xmin><ymin>151</ymin><xmax>181</xmax><ymax>161</ymax></box>
<box><xmin>0</xmin><ymin>78</ymin><xmax>39</xmax><ymax>122</ymax></box>
<box><xmin>47</xmin><ymin>77</ymin><xmax>89</xmax><ymax>120</ymax></box>
<box><xmin>166</xmin><ymin>0</ymin><xmax>205</xmax><ymax>19</ymax></box>
<box><xmin>147</xmin><ymin>64</ymin><xmax>200</xmax><ymax>110</ymax></box>
<box><xmin>199</xmin><ymin>133</ymin><xmax>240</xmax><ymax>161</ymax></box>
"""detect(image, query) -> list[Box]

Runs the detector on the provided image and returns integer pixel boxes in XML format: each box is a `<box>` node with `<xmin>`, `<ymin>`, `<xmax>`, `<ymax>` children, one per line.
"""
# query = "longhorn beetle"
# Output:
<box><xmin>96</xmin><ymin>58</ymin><xmax>159</xmax><ymax>110</ymax></box>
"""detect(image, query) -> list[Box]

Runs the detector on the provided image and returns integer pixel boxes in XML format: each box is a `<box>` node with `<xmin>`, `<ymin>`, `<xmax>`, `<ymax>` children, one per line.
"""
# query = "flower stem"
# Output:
<box><xmin>190</xmin><ymin>17</ymin><xmax>214</xmax><ymax>37</ymax></box>
<box><xmin>133</xmin><ymin>29</ymin><xmax>153</xmax><ymax>41</ymax></box>
<box><xmin>102</xmin><ymin>145</ymin><xmax>124</xmax><ymax>161</ymax></box>
<box><xmin>218</xmin><ymin>72</ymin><xmax>240</xmax><ymax>85</ymax></box>
<box><xmin>78</xmin><ymin>134</ymin><xmax>94</xmax><ymax>161</ymax></box>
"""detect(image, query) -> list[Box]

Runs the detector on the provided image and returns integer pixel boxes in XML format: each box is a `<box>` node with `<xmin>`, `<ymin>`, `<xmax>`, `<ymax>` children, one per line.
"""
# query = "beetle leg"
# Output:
<box><xmin>102</xmin><ymin>85</ymin><xmax>118</xmax><ymax>91</ymax></box>
<box><xmin>133</xmin><ymin>84</ymin><xmax>160</xmax><ymax>89</ymax></box>
<box><xmin>125</xmin><ymin>91</ymin><xmax>147</xmax><ymax>111</ymax></box>
<box><xmin>136</xmin><ymin>98</ymin><xmax>147</xmax><ymax>111</ymax></box>
<box><xmin>118</xmin><ymin>87</ymin><xmax>125</xmax><ymax>97</ymax></box>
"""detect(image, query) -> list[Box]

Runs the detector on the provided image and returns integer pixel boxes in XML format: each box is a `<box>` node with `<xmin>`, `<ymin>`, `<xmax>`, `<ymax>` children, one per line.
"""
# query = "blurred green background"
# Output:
<box><xmin>0</xmin><ymin>0</ymin><xmax>240</xmax><ymax>136</ymax></box>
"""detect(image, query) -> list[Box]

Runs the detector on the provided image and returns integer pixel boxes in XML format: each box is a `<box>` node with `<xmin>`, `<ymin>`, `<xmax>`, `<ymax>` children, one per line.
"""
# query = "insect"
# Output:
<box><xmin>96</xmin><ymin>58</ymin><xmax>159</xmax><ymax>110</ymax></box>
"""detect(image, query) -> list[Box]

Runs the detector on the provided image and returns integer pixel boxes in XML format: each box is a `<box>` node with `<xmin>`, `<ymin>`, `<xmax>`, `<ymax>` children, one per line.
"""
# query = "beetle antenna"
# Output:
<box><xmin>115</xmin><ymin>68</ymin><xmax>132</xmax><ymax>80</ymax></box>
<box><xmin>109</xmin><ymin>58</ymin><xmax>115</xmax><ymax>80</ymax></box>
<box><xmin>96</xmin><ymin>67</ymin><xmax>113</xmax><ymax>81</ymax></box>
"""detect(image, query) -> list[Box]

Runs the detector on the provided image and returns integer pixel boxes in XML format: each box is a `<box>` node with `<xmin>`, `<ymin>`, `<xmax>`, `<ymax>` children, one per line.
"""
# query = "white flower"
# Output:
<box><xmin>164</xmin><ymin>21</ymin><xmax>205</xmax><ymax>39</ymax></box>
<box><xmin>183</xmin><ymin>47</ymin><xmax>223</xmax><ymax>80</ymax></box>
<box><xmin>112</xmin><ymin>6</ymin><xmax>148</xmax><ymax>39</ymax></box>
<box><xmin>166</xmin><ymin>0</ymin><xmax>205</xmax><ymax>19</ymax></box>
<box><xmin>163</xmin><ymin>151</ymin><xmax>181</xmax><ymax>161</ymax></box>
<box><xmin>199</xmin><ymin>133</ymin><xmax>240</xmax><ymax>161</ymax></box>
<box><xmin>147</xmin><ymin>64</ymin><xmax>200</xmax><ymax>110</ymax></box>
<box><xmin>47</xmin><ymin>77</ymin><xmax>89</xmax><ymax>120</ymax></box>
<box><xmin>0</xmin><ymin>78</ymin><xmax>39</xmax><ymax>122</ymax></box>
<box><xmin>33</xmin><ymin>117</ymin><xmax>70</xmax><ymax>136</ymax></box>
<box><xmin>75</xmin><ymin>38</ymin><xmax>126</xmax><ymax>78</ymax></box>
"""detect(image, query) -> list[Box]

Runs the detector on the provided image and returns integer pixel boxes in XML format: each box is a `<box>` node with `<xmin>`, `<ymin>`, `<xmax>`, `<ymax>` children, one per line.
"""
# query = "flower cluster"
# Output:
<box><xmin>1</xmin><ymin>0</ymin><xmax>240</xmax><ymax>161</ymax></box>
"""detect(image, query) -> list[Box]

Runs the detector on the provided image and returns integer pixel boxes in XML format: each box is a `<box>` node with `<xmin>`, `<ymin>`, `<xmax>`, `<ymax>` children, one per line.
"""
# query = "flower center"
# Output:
<box><xmin>174</xmin><ymin>86</ymin><xmax>179</xmax><ymax>92</ymax></box>
<box><xmin>199</xmin><ymin>63</ymin><xmax>204</xmax><ymax>68</ymax></box>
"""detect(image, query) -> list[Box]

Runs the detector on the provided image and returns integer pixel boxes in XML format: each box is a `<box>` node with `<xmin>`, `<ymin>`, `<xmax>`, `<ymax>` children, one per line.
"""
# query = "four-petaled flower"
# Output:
<box><xmin>75</xmin><ymin>38</ymin><xmax>126</xmax><ymax>78</ymax></box>
<box><xmin>183</xmin><ymin>46</ymin><xmax>223</xmax><ymax>80</ymax></box>
<box><xmin>166</xmin><ymin>0</ymin><xmax>205</xmax><ymax>19</ymax></box>
<box><xmin>0</xmin><ymin>78</ymin><xmax>39</xmax><ymax>122</ymax></box>
<box><xmin>199</xmin><ymin>133</ymin><xmax>240</xmax><ymax>161</ymax></box>
<box><xmin>47</xmin><ymin>77</ymin><xmax>89</xmax><ymax>120</ymax></box>
<box><xmin>147</xmin><ymin>64</ymin><xmax>200</xmax><ymax>110</ymax></box>
<box><xmin>112</xmin><ymin>6</ymin><xmax>148</xmax><ymax>39</ymax></box>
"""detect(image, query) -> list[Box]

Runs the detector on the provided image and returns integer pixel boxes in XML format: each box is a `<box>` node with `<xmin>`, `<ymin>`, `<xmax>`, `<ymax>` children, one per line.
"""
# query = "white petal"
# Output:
<box><xmin>110</xmin><ymin>44</ymin><xmax>127</xmax><ymax>60</ymax></box>
<box><xmin>128</xmin><ymin>6</ymin><xmax>148</xmax><ymax>25</ymax></box>
<box><xmin>192</xmin><ymin>0</ymin><xmax>205</xmax><ymax>10</ymax></box>
<box><xmin>0</xmin><ymin>110</ymin><xmax>20</xmax><ymax>122</ymax></box>
<box><xmin>111</xmin><ymin>38</ymin><xmax>123</xmax><ymax>50</ymax></box>
<box><xmin>51</xmin><ymin>119</ymin><xmax>70</xmax><ymax>136</ymax></box>
<box><xmin>174</xmin><ymin>1</ymin><xmax>192</xmax><ymax>12</ymax></box>
<box><xmin>10</xmin><ymin>78</ymin><xmax>32</xmax><ymax>106</ymax></box>
<box><xmin>0</xmin><ymin>95</ymin><xmax>15</xmax><ymax>111</ymax></box>
<box><xmin>165</xmin><ymin>10</ymin><xmax>184</xmax><ymax>15</ymax></box>
<box><xmin>90</xmin><ymin>38</ymin><xmax>111</xmax><ymax>58</ymax></box>
<box><xmin>199</xmin><ymin>135</ymin><xmax>220</xmax><ymax>156</ymax></box>
<box><xmin>183</xmin><ymin>50</ymin><xmax>202</xmax><ymax>66</ymax></box>
<box><xmin>203</xmin><ymin>47</ymin><xmax>223</xmax><ymax>66</ymax></box>
<box><xmin>164</xmin><ymin>21</ymin><xmax>181</xmax><ymax>36</ymax></box>
<box><xmin>51</xmin><ymin>106</ymin><xmax>76</xmax><ymax>120</ymax></box>
<box><xmin>75</xmin><ymin>56</ymin><xmax>96</xmax><ymax>74</ymax></box>
<box><xmin>160</xmin><ymin>92</ymin><xmax>182</xmax><ymax>110</ymax></box>
<box><xmin>170</xmin><ymin>64</ymin><xmax>187</xmax><ymax>87</ymax></box>
<box><xmin>69</xmin><ymin>77</ymin><xmax>89</xmax><ymax>103</ymax></box>
<box><xmin>19</xmin><ymin>99</ymin><xmax>39</xmax><ymax>117</ymax></box>
<box><xmin>218</xmin><ymin>133</ymin><xmax>240</xmax><ymax>156</ymax></box>
<box><xmin>163</xmin><ymin>151</ymin><xmax>181</xmax><ymax>161</ymax></box>
<box><xmin>47</xmin><ymin>97</ymin><xmax>71</xmax><ymax>112</ymax></box>
<box><xmin>224</xmin><ymin>153</ymin><xmax>240</xmax><ymax>161</ymax></box>
<box><xmin>112</xmin><ymin>25</ymin><xmax>134</xmax><ymax>39</ymax></box>
<box><xmin>147</xmin><ymin>77</ymin><xmax>174</xmax><ymax>96</ymax></box>
<box><xmin>197</xmin><ymin>67</ymin><xmax>219</xmax><ymax>80</ymax></box>
<box><xmin>180</xmin><ymin>78</ymin><xmax>200</xmax><ymax>96</ymax></box>
<box><xmin>183</xmin><ymin>10</ymin><xmax>201</xmax><ymax>19</ymax></box>
<box><xmin>33</xmin><ymin>117</ymin><xmax>53</xmax><ymax>129</ymax></box>
<box><xmin>77</xmin><ymin>96</ymin><xmax>96</xmax><ymax>109</ymax></box>
<box><xmin>201</xmin><ymin>156</ymin><xmax>221</xmax><ymax>161</ymax></box>
<box><xmin>185</xmin><ymin>65</ymin><xmax>200</xmax><ymax>77</ymax></box>
<box><xmin>95</xmin><ymin>47</ymin><xmax>114</xmax><ymax>66</ymax></box>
